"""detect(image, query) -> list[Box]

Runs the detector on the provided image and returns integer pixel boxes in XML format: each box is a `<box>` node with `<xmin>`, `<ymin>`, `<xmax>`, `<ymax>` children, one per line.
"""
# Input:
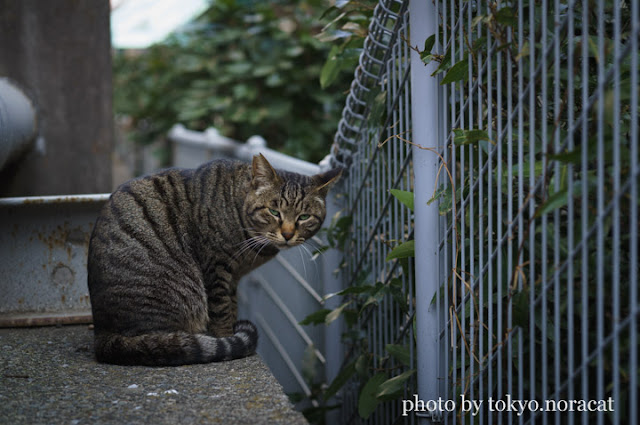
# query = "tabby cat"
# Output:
<box><xmin>87</xmin><ymin>154</ymin><xmax>341</xmax><ymax>366</ymax></box>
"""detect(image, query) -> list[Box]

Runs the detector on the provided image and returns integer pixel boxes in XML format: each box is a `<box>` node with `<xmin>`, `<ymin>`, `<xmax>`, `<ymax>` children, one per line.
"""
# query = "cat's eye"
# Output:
<box><xmin>268</xmin><ymin>208</ymin><xmax>280</xmax><ymax>217</ymax></box>
<box><xmin>298</xmin><ymin>214</ymin><xmax>311</xmax><ymax>221</ymax></box>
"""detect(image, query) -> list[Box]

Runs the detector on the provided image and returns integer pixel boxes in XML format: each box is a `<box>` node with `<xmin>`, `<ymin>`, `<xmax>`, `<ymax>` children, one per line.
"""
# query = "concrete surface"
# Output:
<box><xmin>0</xmin><ymin>326</ymin><xmax>308</xmax><ymax>425</ymax></box>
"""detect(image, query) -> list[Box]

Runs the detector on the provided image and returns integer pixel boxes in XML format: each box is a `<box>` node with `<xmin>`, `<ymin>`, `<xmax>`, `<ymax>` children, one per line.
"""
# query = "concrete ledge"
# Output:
<box><xmin>0</xmin><ymin>326</ymin><xmax>308</xmax><ymax>425</ymax></box>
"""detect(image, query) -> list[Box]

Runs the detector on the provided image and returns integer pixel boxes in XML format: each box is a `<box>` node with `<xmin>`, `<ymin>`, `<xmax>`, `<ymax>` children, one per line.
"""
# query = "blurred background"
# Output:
<box><xmin>0</xmin><ymin>0</ymin><xmax>370</xmax><ymax>196</ymax></box>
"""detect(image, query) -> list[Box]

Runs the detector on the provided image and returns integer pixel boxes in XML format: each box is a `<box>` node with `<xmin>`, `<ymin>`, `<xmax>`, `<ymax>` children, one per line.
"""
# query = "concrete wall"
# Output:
<box><xmin>0</xmin><ymin>0</ymin><xmax>113</xmax><ymax>196</ymax></box>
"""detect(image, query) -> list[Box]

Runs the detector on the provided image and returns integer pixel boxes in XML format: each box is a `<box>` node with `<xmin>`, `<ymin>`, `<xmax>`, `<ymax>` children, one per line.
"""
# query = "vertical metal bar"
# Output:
<box><xmin>516</xmin><ymin>1</ymin><xmax>525</xmax><ymax>424</ymax></box>
<box><xmin>629</xmin><ymin>3</ymin><xmax>639</xmax><ymax>423</ymax></box>
<box><xmin>409</xmin><ymin>0</ymin><xmax>441</xmax><ymax>422</ymax></box>
<box><xmin>449</xmin><ymin>0</ymin><xmax>458</xmax><ymax>417</ymax></box>
<box><xmin>596</xmin><ymin>3</ymin><xmax>605</xmax><ymax>424</ymax></box>
<box><xmin>477</xmin><ymin>1</ymin><xmax>485</xmax><ymax>420</ymax></box>
<box><xmin>442</xmin><ymin>0</ymin><xmax>452</xmax><ymax>419</ymax></box>
<box><xmin>486</xmin><ymin>0</ymin><xmax>494</xmax><ymax>417</ymax></box>
<box><xmin>456</xmin><ymin>1</ymin><xmax>467</xmax><ymax>423</ymax></box>
<box><xmin>467</xmin><ymin>2</ymin><xmax>476</xmax><ymax>424</ymax></box>
<box><xmin>540</xmin><ymin>5</ymin><xmax>549</xmax><ymax>425</ymax></box>
<box><xmin>552</xmin><ymin>3</ymin><xmax>561</xmax><ymax>425</ymax></box>
<box><xmin>580</xmin><ymin>2</ymin><xmax>590</xmax><ymax>423</ymax></box>
<box><xmin>528</xmin><ymin>0</ymin><xmax>537</xmax><ymax>414</ymax></box>
<box><xmin>628</xmin><ymin>1</ymin><xmax>640</xmax><ymax>422</ymax></box>
<box><xmin>611</xmin><ymin>1</ymin><xmax>622</xmax><ymax>424</ymax></box>
<box><xmin>565</xmin><ymin>3</ymin><xmax>575</xmax><ymax>425</ymax></box>
<box><xmin>495</xmin><ymin>4</ymin><xmax>504</xmax><ymax>422</ymax></box>
<box><xmin>505</xmin><ymin>0</ymin><xmax>514</xmax><ymax>422</ymax></box>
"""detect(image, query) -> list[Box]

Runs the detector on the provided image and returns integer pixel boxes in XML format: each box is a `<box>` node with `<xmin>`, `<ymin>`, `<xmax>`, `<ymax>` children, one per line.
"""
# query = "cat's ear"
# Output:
<box><xmin>312</xmin><ymin>167</ymin><xmax>343</xmax><ymax>197</ymax></box>
<box><xmin>252</xmin><ymin>154</ymin><xmax>282</xmax><ymax>189</ymax></box>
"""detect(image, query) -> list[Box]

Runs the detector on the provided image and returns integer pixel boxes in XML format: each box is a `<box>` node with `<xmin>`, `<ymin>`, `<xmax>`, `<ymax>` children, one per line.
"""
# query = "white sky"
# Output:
<box><xmin>111</xmin><ymin>0</ymin><xmax>209</xmax><ymax>49</ymax></box>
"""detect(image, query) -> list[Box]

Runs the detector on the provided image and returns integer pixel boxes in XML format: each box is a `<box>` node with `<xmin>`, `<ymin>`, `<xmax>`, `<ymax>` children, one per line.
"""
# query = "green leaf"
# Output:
<box><xmin>299</xmin><ymin>308</ymin><xmax>332</xmax><ymax>326</ymax></box>
<box><xmin>440</xmin><ymin>58</ymin><xmax>469</xmax><ymax>85</ymax></box>
<box><xmin>343</xmin><ymin>309</ymin><xmax>358</xmax><ymax>327</ymax></box>
<box><xmin>431</xmin><ymin>45</ymin><xmax>452</xmax><ymax>76</ymax></box>
<box><xmin>420</xmin><ymin>34</ymin><xmax>436</xmax><ymax>65</ymax></box>
<box><xmin>323</xmin><ymin>284</ymin><xmax>377</xmax><ymax>301</ymax></box>
<box><xmin>301</xmin><ymin>344</ymin><xmax>318</xmax><ymax>383</ymax></box>
<box><xmin>548</xmin><ymin>149</ymin><xmax>581</xmax><ymax>164</ymax></box>
<box><xmin>423</xmin><ymin>34</ymin><xmax>436</xmax><ymax>54</ymax></box>
<box><xmin>386</xmin><ymin>240</ymin><xmax>415</xmax><ymax>261</ymax></box>
<box><xmin>358</xmin><ymin>373</ymin><xmax>386</xmax><ymax>418</ymax></box>
<box><xmin>360</xmin><ymin>295</ymin><xmax>380</xmax><ymax>311</ymax></box>
<box><xmin>534</xmin><ymin>189</ymin><xmax>569</xmax><ymax>218</ymax></box>
<box><xmin>515</xmin><ymin>41</ymin><xmax>530</xmax><ymax>61</ymax></box>
<box><xmin>325</xmin><ymin>301</ymin><xmax>353</xmax><ymax>325</ymax></box>
<box><xmin>320</xmin><ymin>45</ymin><xmax>342</xmax><ymax>89</ymax></box>
<box><xmin>226</xmin><ymin>62</ymin><xmax>252</xmax><ymax>75</ymax></box>
<box><xmin>512</xmin><ymin>289</ymin><xmax>530</xmax><ymax>328</ymax></box>
<box><xmin>386</xmin><ymin>344</ymin><xmax>411</xmax><ymax>366</ymax></box>
<box><xmin>324</xmin><ymin>361</ymin><xmax>357</xmax><ymax>401</ymax></box>
<box><xmin>471</xmin><ymin>15</ymin><xmax>485</xmax><ymax>27</ymax></box>
<box><xmin>494</xmin><ymin>7</ymin><xmax>517</xmax><ymax>26</ymax></box>
<box><xmin>389</xmin><ymin>189</ymin><xmax>414</xmax><ymax>211</ymax></box>
<box><xmin>427</xmin><ymin>186</ymin><xmax>446</xmax><ymax>206</ymax></box>
<box><xmin>368</xmin><ymin>89</ymin><xmax>387</xmax><ymax>125</ymax></box>
<box><xmin>453</xmin><ymin>128</ymin><xmax>494</xmax><ymax>146</ymax></box>
<box><xmin>355</xmin><ymin>354</ymin><xmax>370</xmax><ymax>379</ymax></box>
<box><xmin>300</xmin><ymin>405</ymin><xmax>341</xmax><ymax>424</ymax></box>
<box><xmin>376</xmin><ymin>369</ymin><xmax>416</xmax><ymax>400</ymax></box>
<box><xmin>327</xmin><ymin>213</ymin><xmax>353</xmax><ymax>250</ymax></box>
<box><xmin>358</xmin><ymin>282</ymin><xmax>385</xmax><ymax>312</ymax></box>
<box><xmin>319</xmin><ymin>5</ymin><xmax>339</xmax><ymax>20</ymax></box>
<box><xmin>388</xmin><ymin>280</ymin><xmax>409</xmax><ymax>313</ymax></box>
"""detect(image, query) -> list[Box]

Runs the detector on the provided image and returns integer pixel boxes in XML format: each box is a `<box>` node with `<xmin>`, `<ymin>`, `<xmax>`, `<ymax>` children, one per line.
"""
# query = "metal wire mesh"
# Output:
<box><xmin>331</xmin><ymin>1</ymin><xmax>416</xmax><ymax>424</ymax></box>
<box><xmin>432</xmin><ymin>1</ymin><xmax>639</xmax><ymax>424</ymax></box>
<box><xmin>331</xmin><ymin>0</ymin><xmax>638</xmax><ymax>424</ymax></box>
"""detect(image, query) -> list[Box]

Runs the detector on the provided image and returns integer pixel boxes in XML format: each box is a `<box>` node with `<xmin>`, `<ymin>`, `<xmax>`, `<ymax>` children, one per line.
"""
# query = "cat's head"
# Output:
<box><xmin>244</xmin><ymin>154</ymin><xmax>342</xmax><ymax>249</ymax></box>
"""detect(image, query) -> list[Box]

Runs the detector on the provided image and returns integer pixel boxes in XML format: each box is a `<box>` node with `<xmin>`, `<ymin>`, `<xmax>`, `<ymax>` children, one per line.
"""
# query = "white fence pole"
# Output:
<box><xmin>410</xmin><ymin>0</ymin><xmax>442</xmax><ymax>422</ymax></box>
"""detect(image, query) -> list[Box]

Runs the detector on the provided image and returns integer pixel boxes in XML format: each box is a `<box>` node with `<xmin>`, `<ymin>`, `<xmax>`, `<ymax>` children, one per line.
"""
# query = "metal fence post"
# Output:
<box><xmin>410</xmin><ymin>0</ymin><xmax>442</xmax><ymax>422</ymax></box>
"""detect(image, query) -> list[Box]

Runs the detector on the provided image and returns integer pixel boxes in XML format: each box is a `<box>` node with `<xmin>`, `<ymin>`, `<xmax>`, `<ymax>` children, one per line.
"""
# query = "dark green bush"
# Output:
<box><xmin>113</xmin><ymin>0</ymin><xmax>357</xmax><ymax>164</ymax></box>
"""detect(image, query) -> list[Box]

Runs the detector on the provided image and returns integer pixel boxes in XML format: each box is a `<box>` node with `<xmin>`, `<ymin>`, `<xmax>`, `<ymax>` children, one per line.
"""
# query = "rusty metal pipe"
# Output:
<box><xmin>0</xmin><ymin>78</ymin><xmax>38</xmax><ymax>171</ymax></box>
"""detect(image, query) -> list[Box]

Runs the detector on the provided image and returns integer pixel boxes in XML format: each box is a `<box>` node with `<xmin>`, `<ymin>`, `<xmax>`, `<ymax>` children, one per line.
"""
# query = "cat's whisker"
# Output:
<box><xmin>303</xmin><ymin>240</ymin><xmax>327</xmax><ymax>261</ymax></box>
<box><xmin>304</xmin><ymin>238</ymin><xmax>324</xmax><ymax>252</ymax></box>
<box><xmin>233</xmin><ymin>237</ymin><xmax>257</xmax><ymax>253</ymax></box>
<box><xmin>234</xmin><ymin>236</ymin><xmax>261</xmax><ymax>250</ymax></box>
<box><xmin>232</xmin><ymin>236</ymin><xmax>269</xmax><ymax>260</ymax></box>
<box><xmin>301</xmin><ymin>242</ymin><xmax>324</xmax><ymax>276</ymax></box>
<box><xmin>298</xmin><ymin>242</ymin><xmax>313</xmax><ymax>260</ymax></box>
<box><xmin>295</xmin><ymin>245</ymin><xmax>308</xmax><ymax>278</ymax></box>
<box><xmin>251</xmin><ymin>238</ymin><xmax>273</xmax><ymax>265</ymax></box>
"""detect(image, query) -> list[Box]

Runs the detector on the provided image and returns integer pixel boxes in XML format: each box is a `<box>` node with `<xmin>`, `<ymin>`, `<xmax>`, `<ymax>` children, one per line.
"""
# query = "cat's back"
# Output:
<box><xmin>88</xmin><ymin>167</ymin><xmax>198</xmax><ymax>280</ymax></box>
<box><xmin>88</xmin><ymin>160</ymin><xmax>250</xmax><ymax>274</ymax></box>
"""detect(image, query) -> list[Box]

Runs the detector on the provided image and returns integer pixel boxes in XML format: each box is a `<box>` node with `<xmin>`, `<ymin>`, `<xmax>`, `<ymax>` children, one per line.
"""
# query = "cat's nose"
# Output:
<box><xmin>282</xmin><ymin>231</ymin><xmax>294</xmax><ymax>241</ymax></box>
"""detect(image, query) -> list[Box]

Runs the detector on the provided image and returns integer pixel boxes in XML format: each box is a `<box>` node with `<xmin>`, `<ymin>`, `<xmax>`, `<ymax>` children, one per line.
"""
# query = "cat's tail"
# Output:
<box><xmin>94</xmin><ymin>320</ymin><xmax>258</xmax><ymax>366</ymax></box>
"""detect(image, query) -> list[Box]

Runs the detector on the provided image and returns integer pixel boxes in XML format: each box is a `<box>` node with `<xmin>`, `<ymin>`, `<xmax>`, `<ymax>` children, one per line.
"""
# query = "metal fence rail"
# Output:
<box><xmin>331</xmin><ymin>0</ymin><xmax>638</xmax><ymax>424</ymax></box>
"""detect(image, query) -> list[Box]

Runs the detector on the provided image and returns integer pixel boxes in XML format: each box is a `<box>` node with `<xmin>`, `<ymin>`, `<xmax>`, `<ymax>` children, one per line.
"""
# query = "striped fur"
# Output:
<box><xmin>88</xmin><ymin>154</ymin><xmax>341</xmax><ymax>366</ymax></box>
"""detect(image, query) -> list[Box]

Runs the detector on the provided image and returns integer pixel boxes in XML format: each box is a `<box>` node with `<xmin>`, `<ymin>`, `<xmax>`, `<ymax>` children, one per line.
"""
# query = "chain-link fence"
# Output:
<box><xmin>330</xmin><ymin>0</ymin><xmax>638</xmax><ymax>424</ymax></box>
